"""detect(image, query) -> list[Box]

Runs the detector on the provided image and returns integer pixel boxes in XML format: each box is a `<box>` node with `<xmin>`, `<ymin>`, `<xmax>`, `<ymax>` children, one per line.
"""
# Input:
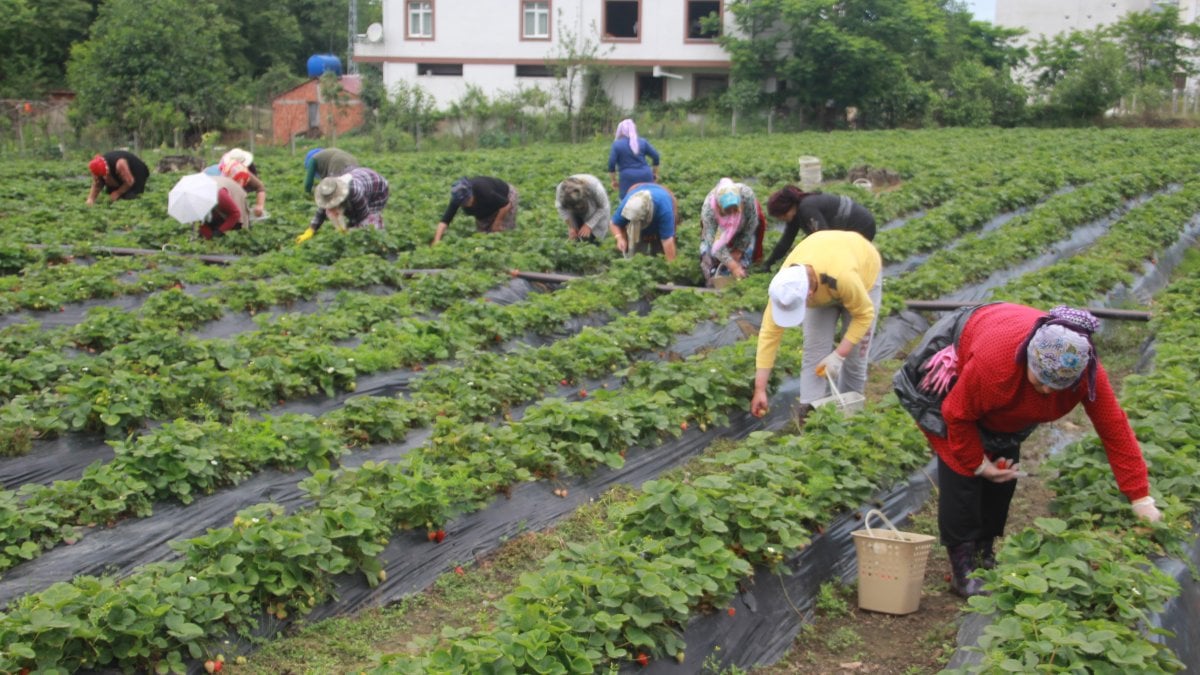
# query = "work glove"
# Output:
<box><xmin>295</xmin><ymin>227</ymin><xmax>315</xmax><ymax>245</ymax></box>
<box><xmin>1131</xmin><ymin>496</ymin><xmax>1162</xmax><ymax>522</ymax></box>
<box><xmin>815</xmin><ymin>351</ymin><xmax>845</xmax><ymax>380</ymax></box>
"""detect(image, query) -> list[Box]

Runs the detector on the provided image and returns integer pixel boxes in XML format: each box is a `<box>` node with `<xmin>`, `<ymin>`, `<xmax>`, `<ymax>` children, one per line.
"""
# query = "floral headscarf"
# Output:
<box><xmin>708</xmin><ymin>178</ymin><xmax>743</xmax><ymax>255</ymax></box>
<box><xmin>1016</xmin><ymin>306</ymin><xmax>1100</xmax><ymax>400</ymax></box>
<box><xmin>615</xmin><ymin>119</ymin><xmax>640</xmax><ymax>155</ymax></box>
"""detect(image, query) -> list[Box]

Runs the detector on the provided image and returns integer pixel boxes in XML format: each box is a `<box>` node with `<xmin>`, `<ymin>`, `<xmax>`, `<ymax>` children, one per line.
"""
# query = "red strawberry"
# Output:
<box><xmin>636</xmin><ymin>653</ymin><xmax>649</xmax><ymax>667</ymax></box>
<box><xmin>578</xmin><ymin>389</ymin><xmax>588</xmax><ymax>398</ymax></box>
<box><xmin>560</xmin><ymin>379</ymin><xmax>570</xmax><ymax>386</ymax></box>
<box><xmin>454</xmin><ymin>565</ymin><xmax>465</xmax><ymax>575</ymax></box>
<box><xmin>680</xmin><ymin>421</ymin><xmax>689</xmax><ymax>431</ymax></box>
<box><xmin>435</xmin><ymin>529</ymin><xmax>446</xmax><ymax>543</ymax></box>
<box><xmin>428</xmin><ymin>530</ymin><xmax>438</xmax><ymax>542</ymax></box>
<box><xmin>727</xmin><ymin>607</ymin><xmax>736</xmax><ymax>617</ymax></box>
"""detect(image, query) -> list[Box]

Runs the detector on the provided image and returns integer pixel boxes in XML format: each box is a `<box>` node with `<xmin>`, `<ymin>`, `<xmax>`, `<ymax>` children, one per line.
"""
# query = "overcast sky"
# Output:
<box><xmin>964</xmin><ymin>0</ymin><xmax>996</xmax><ymax>22</ymax></box>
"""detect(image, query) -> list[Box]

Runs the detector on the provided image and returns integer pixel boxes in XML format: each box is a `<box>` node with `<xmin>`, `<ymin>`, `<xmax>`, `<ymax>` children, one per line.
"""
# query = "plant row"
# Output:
<box><xmin>0</xmin><ymin>269</ymin><xmax>761</xmax><ymax>574</ymax></box>
<box><xmin>879</xmin><ymin>158</ymin><xmax>1187</xmax><ymax>317</ymax></box>
<box><xmin>366</xmin><ymin>399</ymin><xmax>931</xmax><ymax>672</ymax></box>
<box><xmin>0</xmin><ymin>320</ymin><xmax>801</xmax><ymax>674</ymax></box>
<box><xmin>0</xmin><ymin>259</ymin><xmax>667</xmax><ymax>454</ymax></box>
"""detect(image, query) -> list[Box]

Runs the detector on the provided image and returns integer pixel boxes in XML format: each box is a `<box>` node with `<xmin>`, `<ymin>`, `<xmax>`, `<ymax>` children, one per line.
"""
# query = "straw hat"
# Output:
<box><xmin>315</xmin><ymin>175</ymin><xmax>352</xmax><ymax>209</ymax></box>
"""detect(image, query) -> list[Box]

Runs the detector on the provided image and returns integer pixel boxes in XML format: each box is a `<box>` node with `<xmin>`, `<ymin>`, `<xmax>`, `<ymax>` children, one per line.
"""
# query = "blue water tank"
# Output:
<box><xmin>306</xmin><ymin>54</ymin><xmax>343</xmax><ymax>78</ymax></box>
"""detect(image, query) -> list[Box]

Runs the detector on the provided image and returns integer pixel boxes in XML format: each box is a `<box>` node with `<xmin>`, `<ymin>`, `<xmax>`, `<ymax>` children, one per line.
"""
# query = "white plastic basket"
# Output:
<box><xmin>810</xmin><ymin>372</ymin><xmax>864</xmax><ymax>416</ymax></box>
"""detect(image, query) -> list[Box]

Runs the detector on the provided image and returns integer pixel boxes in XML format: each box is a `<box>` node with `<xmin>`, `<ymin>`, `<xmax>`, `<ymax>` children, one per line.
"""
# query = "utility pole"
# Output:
<box><xmin>347</xmin><ymin>0</ymin><xmax>359</xmax><ymax>75</ymax></box>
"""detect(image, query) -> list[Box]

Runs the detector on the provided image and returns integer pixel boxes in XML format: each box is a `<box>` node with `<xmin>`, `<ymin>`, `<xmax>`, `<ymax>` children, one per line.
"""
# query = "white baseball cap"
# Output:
<box><xmin>768</xmin><ymin>265</ymin><xmax>810</xmax><ymax>327</ymax></box>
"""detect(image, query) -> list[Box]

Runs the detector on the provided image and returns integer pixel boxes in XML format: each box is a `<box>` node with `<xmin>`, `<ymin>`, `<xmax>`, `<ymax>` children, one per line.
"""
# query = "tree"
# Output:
<box><xmin>936</xmin><ymin>60</ymin><xmax>1026</xmax><ymax>127</ymax></box>
<box><xmin>715</xmin><ymin>0</ymin><xmax>1027</xmax><ymax>127</ymax></box>
<box><xmin>1111</xmin><ymin>7</ymin><xmax>1200</xmax><ymax>90</ymax></box>
<box><xmin>210</xmin><ymin>1</ymin><xmax>303</xmax><ymax>80</ymax></box>
<box><xmin>1031</xmin><ymin>38</ymin><xmax>1129</xmax><ymax>123</ymax></box>
<box><xmin>720</xmin><ymin>0</ymin><xmax>1027</xmax><ymax>129</ymax></box>
<box><xmin>546</xmin><ymin>9</ymin><xmax>613</xmax><ymax>142</ymax></box>
<box><xmin>0</xmin><ymin>0</ymin><xmax>91</xmax><ymax>96</ymax></box>
<box><xmin>67</xmin><ymin>0</ymin><xmax>237</xmax><ymax>137</ymax></box>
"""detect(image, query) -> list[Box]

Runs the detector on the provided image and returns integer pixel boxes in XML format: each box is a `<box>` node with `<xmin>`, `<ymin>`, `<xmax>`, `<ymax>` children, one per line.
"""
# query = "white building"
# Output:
<box><xmin>353</xmin><ymin>1</ymin><xmax>733</xmax><ymax>109</ymax></box>
<box><xmin>996</xmin><ymin>0</ymin><xmax>1199</xmax><ymax>44</ymax></box>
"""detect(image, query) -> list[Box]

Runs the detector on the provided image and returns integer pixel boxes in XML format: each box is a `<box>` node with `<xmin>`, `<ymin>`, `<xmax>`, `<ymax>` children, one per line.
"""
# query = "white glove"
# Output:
<box><xmin>1131</xmin><ymin>496</ymin><xmax>1162</xmax><ymax>522</ymax></box>
<box><xmin>816</xmin><ymin>351</ymin><xmax>845</xmax><ymax>380</ymax></box>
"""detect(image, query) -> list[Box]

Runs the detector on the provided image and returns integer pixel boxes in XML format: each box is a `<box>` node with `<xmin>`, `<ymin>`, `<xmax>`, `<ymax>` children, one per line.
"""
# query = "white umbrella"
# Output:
<box><xmin>168</xmin><ymin>173</ymin><xmax>218</xmax><ymax>224</ymax></box>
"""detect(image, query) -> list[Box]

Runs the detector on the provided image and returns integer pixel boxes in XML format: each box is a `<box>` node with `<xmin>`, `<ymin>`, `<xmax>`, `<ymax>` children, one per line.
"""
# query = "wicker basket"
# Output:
<box><xmin>851</xmin><ymin>509</ymin><xmax>935</xmax><ymax>615</ymax></box>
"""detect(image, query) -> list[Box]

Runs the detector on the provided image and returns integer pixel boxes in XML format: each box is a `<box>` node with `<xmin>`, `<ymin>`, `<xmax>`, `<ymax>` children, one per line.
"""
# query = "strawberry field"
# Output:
<box><xmin>1</xmin><ymin>128</ymin><xmax>1200</xmax><ymax>674</ymax></box>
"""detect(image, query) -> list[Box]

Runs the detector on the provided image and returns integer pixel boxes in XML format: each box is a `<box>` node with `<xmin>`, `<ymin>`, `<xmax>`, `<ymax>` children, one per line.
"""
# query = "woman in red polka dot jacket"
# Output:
<box><xmin>894</xmin><ymin>303</ymin><xmax>1161</xmax><ymax>598</ymax></box>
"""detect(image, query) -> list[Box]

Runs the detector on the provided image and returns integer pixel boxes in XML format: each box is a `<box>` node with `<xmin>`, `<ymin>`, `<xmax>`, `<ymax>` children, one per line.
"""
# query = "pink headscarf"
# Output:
<box><xmin>709</xmin><ymin>178</ymin><xmax>743</xmax><ymax>255</ymax></box>
<box><xmin>615</xmin><ymin>119</ymin><xmax>640</xmax><ymax>155</ymax></box>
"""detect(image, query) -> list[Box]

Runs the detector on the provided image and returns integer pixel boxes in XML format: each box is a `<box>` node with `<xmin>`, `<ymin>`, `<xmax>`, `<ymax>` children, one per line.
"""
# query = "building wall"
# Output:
<box><xmin>355</xmin><ymin>0</ymin><xmax>732</xmax><ymax>108</ymax></box>
<box><xmin>271</xmin><ymin>79</ymin><xmax>366</xmax><ymax>144</ymax></box>
<box><xmin>995</xmin><ymin>0</ymin><xmax>1197</xmax><ymax>42</ymax></box>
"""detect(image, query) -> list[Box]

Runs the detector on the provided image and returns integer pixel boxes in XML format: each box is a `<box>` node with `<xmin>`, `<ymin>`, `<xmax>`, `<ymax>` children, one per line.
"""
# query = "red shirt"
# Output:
<box><xmin>928</xmin><ymin>303</ymin><xmax>1149</xmax><ymax>501</ymax></box>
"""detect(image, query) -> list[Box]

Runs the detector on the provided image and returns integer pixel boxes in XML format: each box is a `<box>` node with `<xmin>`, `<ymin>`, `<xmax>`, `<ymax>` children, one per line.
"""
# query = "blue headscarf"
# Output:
<box><xmin>304</xmin><ymin>147</ymin><xmax>323</xmax><ymax>168</ymax></box>
<box><xmin>450</xmin><ymin>177</ymin><xmax>473</xmax><ymax>205</ymax></box>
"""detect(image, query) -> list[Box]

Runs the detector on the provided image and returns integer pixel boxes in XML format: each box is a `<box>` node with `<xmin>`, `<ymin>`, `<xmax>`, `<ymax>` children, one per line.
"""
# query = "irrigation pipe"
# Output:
<box><xmin>28</xmin><ymin>244</ymin><xmax>241</xmax><ymax>265</ymax></box>
<box><xmin>510</xmin><ymin>269</ymin><xmax>720</xmax><ymax>293</ymax></box>
<box><xmin>904</xmin><ymin>300</ymin><xmax>1150</xmax><ymax>321</ymax></box>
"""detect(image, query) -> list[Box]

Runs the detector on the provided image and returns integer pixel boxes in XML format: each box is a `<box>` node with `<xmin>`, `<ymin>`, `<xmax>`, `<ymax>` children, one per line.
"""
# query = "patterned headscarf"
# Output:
<box><xmin>219</xmin><ymin>161</ymin><xmax>252</xmax><ymax>187</ymax></box>
<box><xmin>615</xmin><ymin>119</ymin><xmax>640</xmax><ymax>155</ymax></box>
<box><xmin>1015</xmin><ymin>306</ymin><xmax>1100</xmax><ymax>400</ymax></box>
<box><xmin>708</xmin><ymin>178</ymin><xmax>743</xmax><ymax>255</ymax></box>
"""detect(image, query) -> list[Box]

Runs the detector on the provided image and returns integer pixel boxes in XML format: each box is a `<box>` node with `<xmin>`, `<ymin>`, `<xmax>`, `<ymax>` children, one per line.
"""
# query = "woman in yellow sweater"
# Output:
<box><xmin>750</xmin><ymin>230</ymin><xmax>882</xmax><ymax>419</ymax></box>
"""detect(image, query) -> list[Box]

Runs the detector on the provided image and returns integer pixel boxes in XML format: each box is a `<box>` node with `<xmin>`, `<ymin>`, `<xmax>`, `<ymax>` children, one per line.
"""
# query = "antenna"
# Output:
<box><xmin>347</xmin><ymin>0</ymin><xmax>359</xmax><ymax>75</ymax></box>
<box><xmin>366</xmin><ymin>23</ymin><xmax>383</xmax><ymax>43</ymax></box>
<box><xmin>652</xmin><ymin>65</ymin><xmax>683</xmax><ymax>80</ymax></box>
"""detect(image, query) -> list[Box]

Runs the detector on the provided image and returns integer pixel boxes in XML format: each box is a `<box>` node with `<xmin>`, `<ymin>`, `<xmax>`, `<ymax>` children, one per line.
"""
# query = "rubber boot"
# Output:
<box><xmin>947</xmin><ymin>542</ymin><xmax>987</xmax><ymax>598</ymax></box>
<box><xmin>976</xmin><ymin>538</ymin><xmax>996</xmax><ymax>570</ymax></box>
<box><xmin>791</xmin><ymin>403</ymin><xmax>813</xmax><ymax>429</ymax></box>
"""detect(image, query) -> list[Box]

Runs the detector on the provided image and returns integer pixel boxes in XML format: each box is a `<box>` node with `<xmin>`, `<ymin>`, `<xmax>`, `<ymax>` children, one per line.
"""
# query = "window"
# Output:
<box><xmin>516</xmin><ymin>64</ymin><xmax>553</xmax><ymax>77</ymax></box>
<box><xmin>604</xmin><ymin>1</ymin><xmax>640</xmax><ymax>40</ymax></box>
<box><xmin>417</xmin><ymin>63</ymin><xmax>462</xmax><ymax>76</ymax></box>
<box><xmin>407</xmin><ymin>1</ymin><xmax>433</xmax><ymax>39</ymax></box>
<box><xmin>693</xmin><ymin>74</ymin><xmax>728</xmax><ymax>100</ymax></box>
<box><xmin>637</xmin><ymin>73</ymin><xmax>665</xmax><ymax>104</ymax></box>
<box><xmin>522</xmin><ymin>1</ymin><xmax>550</xmax><ymax>40</ymax></box>
<box><xmin>686</xmin><ymin>1</ymin><xmax>721</xmax><ymax>40</ymax></box>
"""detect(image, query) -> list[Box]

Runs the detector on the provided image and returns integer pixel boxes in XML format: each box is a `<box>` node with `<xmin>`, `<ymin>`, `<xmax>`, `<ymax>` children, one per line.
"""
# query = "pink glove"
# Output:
<box><xmin>920</xmin><ymin>345</ymin><xmax>958</xmax><ymax>395</ymax></box>
<box><xmin>1131</xmin><ymin>496</ymin><xmax>1162</xmax><ymax>522</ymax></box>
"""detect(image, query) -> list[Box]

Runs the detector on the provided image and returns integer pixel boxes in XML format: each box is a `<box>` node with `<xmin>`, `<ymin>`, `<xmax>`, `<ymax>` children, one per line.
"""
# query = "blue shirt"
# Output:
<box><xmin>607</xmin><ymin>137</ymin><xmax>660</xmax><ymax>174</ymax></box>
<box><xmin>612</xmin><ymin>184</ymin><xmax>676</xmax><ymax>239</ymax></box>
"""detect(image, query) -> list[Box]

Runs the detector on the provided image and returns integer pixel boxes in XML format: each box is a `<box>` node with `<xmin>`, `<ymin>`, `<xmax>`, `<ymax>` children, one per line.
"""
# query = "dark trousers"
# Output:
<box><xmin>937</xmin><ymin>453</ymin><xmax>1019</xmax><ymax>546</ymax></box>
